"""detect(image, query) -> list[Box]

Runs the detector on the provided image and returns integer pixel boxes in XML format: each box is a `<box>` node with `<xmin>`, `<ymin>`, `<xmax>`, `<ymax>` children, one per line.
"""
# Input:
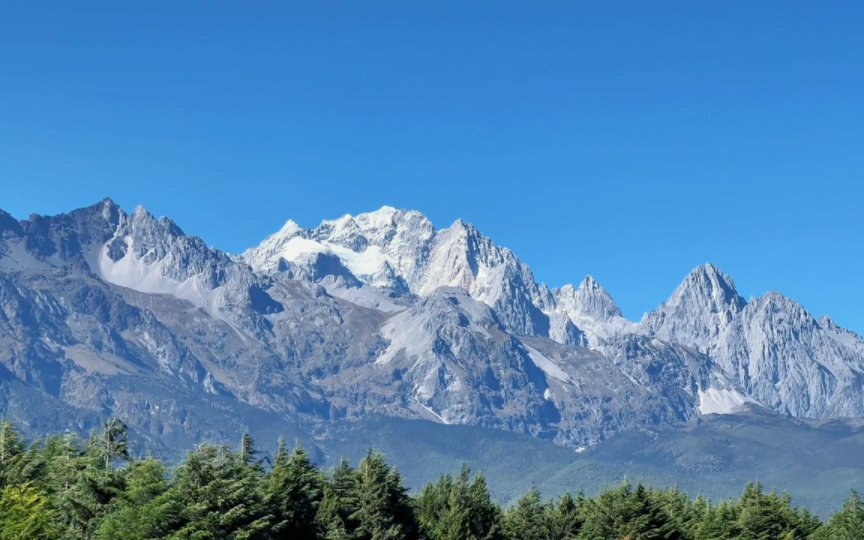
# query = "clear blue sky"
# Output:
<box><xmin>1</xmin><ymin>1</ymin><xmax>863</xmax><ymax>330</ymax></box>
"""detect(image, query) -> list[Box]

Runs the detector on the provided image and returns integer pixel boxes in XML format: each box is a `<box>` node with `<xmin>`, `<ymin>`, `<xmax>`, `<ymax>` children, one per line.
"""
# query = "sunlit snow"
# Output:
<box><xmin>96</xmin><ymin>239</ymin><xmax>207</xmax><ymax>307</ymax></box>
<box><xmin>417</xmin><ymin>402</ymin><xmax>449</xmax><ymax>424</ymax></box>
<box><xmin>375</xmin><ymin>310</ymin><xmax>434</xmax><ymax>366</ymax></box>
<box><xmin>697</xmin><ymin>388</ymin><xmax>752</xmax><ymax>415</ymax></box>
<box><xmin>523</xmin><ymin>344</ymin><xmax>572</xmax><ymax>384</ymax></box>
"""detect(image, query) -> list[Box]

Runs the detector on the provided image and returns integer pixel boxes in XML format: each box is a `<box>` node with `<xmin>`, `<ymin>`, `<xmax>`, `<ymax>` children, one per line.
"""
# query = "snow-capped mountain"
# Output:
<box><xmin>2</xmin><ymin>199</ymin><xmax>864</xmax><ymax>454</ymax></box>
<box><xmin>245</xmin><ymin>205</ymin><xmax>864</xmax><ymax>421</ymax></box>
<box><xmin>243</xmin><ymin>207</ymin><xmax>548</xmax><ymax>336</ymax></box>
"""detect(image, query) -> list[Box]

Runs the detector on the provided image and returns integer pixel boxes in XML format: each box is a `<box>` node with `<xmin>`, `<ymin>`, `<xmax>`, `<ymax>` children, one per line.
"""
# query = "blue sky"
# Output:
<box><xmin>1</xmin><ymin>1</ymin><xmax>863</xmax><ymax>330</ymax></box>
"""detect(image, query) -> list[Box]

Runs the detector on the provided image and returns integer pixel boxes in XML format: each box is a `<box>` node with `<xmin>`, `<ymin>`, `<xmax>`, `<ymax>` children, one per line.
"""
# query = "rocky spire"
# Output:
<box><xmin>640</xmin><ymin>263</ymin><xmax>746</xmax><ymax>352</ymax></box>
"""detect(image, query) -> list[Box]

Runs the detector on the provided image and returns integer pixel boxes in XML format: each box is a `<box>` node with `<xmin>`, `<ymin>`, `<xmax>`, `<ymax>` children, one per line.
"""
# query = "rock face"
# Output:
<box><xmin>243</xmin><ymin>208</ymin><xmax>548</xmax><ymax>336</ymax></box>
<box><xmin>547</xmin><ymin>276</ymin><xmax>636</xmax><ymax>344</ymax></box>
<box><xmin>639</xmin><ymin>264</ymin><xmax>864</xmax><ymax>418</ymax></box>
<box><xmin>1</xmin><ymin>200</ymin><xmax>864</xmax><ymax>454</ymax></box>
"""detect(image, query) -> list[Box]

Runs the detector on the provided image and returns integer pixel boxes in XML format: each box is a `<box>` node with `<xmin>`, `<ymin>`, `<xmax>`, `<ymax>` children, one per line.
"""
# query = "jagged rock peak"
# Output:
<box><xmin>818</xmin><ymin>315</ymin><xmax>841</xmax><ymax>331</ymax></box>
<box><xmin>0</xmin><ymin>209</ymin><xmax>22</xmax><ymax>236</ymax></box>
<box><xmin>747</xmin><ymin>290</ymin><xmax>817</xmax><ymax>325</ymax></box>
<box><xmin>640</xmin><ymin>263</ymin><xmax>747</xmax><ymax>352</ymax></box>
<box><xmin>127</xmin><ymin>206</ymin><xmax>187</xmax><ymax>239</ymax></box>
<box><xmin>678</xmin><ymin>263</ymin><xmax>745</xmax><ymax>310</ymax></box>
<box><xmin>554</xmin><ymin>275</ymin><xmax>622</xmax><ymax>320</ymax></box>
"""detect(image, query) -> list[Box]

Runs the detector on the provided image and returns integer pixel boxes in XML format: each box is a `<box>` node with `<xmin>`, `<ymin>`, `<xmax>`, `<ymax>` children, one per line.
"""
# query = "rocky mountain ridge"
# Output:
<box><xmin>1</xmin><ymin>199</ymin><xmax>863</xmax><ymax>453</ymax></box>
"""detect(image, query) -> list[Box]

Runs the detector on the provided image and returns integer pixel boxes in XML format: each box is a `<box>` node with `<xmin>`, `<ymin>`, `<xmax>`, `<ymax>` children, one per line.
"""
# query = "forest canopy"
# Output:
<box><xmin>0</xmin><ymin>419</ymin><xmax>861</xmax><ymax>539</ymax></box>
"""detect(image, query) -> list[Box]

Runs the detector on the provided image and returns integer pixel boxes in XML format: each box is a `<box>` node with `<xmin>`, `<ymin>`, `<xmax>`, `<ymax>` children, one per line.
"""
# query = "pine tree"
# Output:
<box><xmin>659</xmin><ymin>487</ymin><xmax>702</xmax><ymax>538</ymax></box>
<box><xmin>577</xmin><ymin>481</ymin><xmax>684</xmax><ymax>540</ymax></box>
<box><xmin>503</xmin><ymin>486</ymin><xmax>548</xmax><ymax>540</ymax></box>
<box><xmin>812</xmin><ymin>489</ymin><xmax>864</xmax><ymax>539</ymax></box>
<box><xmin>737</xmin><ymin>483</ymin><xmax>790</xmax><ymax>540</ymax></box>
<box><xmin>694</xmin><ymin>499</ymin><xmax>741</xmax><ymax>540</ymax></box>
<box><xmin>0</xmin><ymin>420</ymin><xmax>849</xmax><ymax>540</ymax></box>
<box><xmin>0</xmin><ymin>421</ymin><xmax>24</xmax><ymax>471</ymax></box>
<box><xmin>352</xmin><ymin>449</ymin><xmax>419</xmax><ymax>540</ymax></box>
<box><xmin>0</xmin><ymin>420</ymin><xmax>31</xmax><ymax>490</ymax></box>
<box><xmin>240</xmin><ymin>433</ymin><xmax>257</xmax><ymax>465</ymax></box>
<box><xmin>317</xmin><ymin>458</ymin><xmax>362</xmax><ymax>540</ymax></box>
<box><xmin>38</xmin><ymin>430</ymin><xmax>126</xmax><ymax>539</ymax></box>
<box><xmin>98</xmin><ymin>418</ymin><xmax>130</xmax><ymax>470</ymax></box>
<box><xmin>93</xmin><ymin>458</ymin><xmax>180</xmax><ymax>540</ymax></box>
<box><xmin>578</xmin><ymin>481</ymin><xmax>630</xmax><ymax>539</ymax></box>
<box><xmin>167</xmin><ymin>444</ymin><xmax>271</xmax><ymax>539</ymax></box>
<box><xmin>466</xmin><ymin>472</ymin><xmax>505</xmax><ymax>540</ymax></box>
<box><xmin>265</xmin><ymin>440</ymin><xmax>324</xmax><ymax>539</ymax></box>
<box><xmin>549</xmin><ymin>492</ymin><xmax>582</xmax><ymax>540</ymax></box>
<box><xmin>416</xmin><ymin>473</ymin><xmax>456</xmax><ymax>539</ymax></box>
<box><xmin>416</xmin><ymin>467</ymin><xmax>474</xmax><ymax>540</ymax></box>
<box><xmin>437</xmin><ymin>482</ymin><xmax>472</xmax><ymax>540</ymax></box>
<box><xmin>616</xmin><ymin>483</ymin><xmax>682</xmax><ymax>540</ymax></box>
<box><xmin>0</xmin><ymin>482</ymin><xmax>58</xmax><ymax>540</ymax></box>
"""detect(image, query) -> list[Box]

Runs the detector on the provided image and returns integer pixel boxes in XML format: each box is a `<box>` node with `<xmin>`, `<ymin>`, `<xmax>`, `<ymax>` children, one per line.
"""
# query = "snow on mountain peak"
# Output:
<box><xmin>241</xmin><ymin>209</ymin><xmax>864</xmax><ymax>423</ymax></box>
<box><xmin>277</xmin><ymin>219</ymin><xmax>302</xmax><ymax>236</ymax></box>
<box><xmin>242</xmin><ymin>207</ymin><xmax>549</xmax><ymax>335</ymax></box>
<box><xmin>353</xmin><ymin>205</ymin><xmax>399</xmax><ymax>228</ymax></box>
<box><xmin>17</xmin><ymin>199</ymin><xmax>864</xmax><ymax>435</ymax></box>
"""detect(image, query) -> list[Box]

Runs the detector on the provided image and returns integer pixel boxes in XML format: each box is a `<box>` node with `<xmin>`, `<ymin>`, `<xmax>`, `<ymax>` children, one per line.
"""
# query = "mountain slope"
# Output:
<box><xmin>2</xmin><ymin>199</ymin><xmax>864</xmax><ymax>461</ymax></box>
<box><xmin>640</xmin><ymin>264</ymin><xmax>864</xmax><ymax>418</ymax></box>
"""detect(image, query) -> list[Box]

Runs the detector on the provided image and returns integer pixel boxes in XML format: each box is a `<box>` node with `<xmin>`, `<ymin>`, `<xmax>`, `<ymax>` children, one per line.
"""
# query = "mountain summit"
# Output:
<box><xmin>1</xmin><ymin>200</ymin><xmax>864</xmax><ymax>453</ymax></box>
<box><xmin>641</xmin><ymin>263</ymin><xmax>746</xmax><ymax>352</ymax></box>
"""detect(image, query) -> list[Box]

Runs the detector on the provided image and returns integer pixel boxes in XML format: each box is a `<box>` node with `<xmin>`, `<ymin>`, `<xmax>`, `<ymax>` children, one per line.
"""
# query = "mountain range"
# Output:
<box><xmin>2</xmin><ymin>198</ymin><xmax>864</xmax><ymax>496</ymax></box>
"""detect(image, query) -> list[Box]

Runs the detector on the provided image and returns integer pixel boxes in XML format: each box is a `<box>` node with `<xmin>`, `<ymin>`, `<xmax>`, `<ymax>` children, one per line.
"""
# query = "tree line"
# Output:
<box><xmin>0</xmin><ymin>419</ymin><xmax>862</xmax><ymax>539</ymax></box>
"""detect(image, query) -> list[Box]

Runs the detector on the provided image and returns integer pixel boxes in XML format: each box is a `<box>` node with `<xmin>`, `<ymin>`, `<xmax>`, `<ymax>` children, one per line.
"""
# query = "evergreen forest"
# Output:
<box><xmin>0</xmin><ymin>419</ymin><xmax>862</xmax><ymax>540</ymax></box>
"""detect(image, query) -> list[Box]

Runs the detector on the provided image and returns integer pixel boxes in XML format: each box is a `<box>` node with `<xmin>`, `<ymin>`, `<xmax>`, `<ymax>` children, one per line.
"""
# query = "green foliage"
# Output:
<box><xmin>167</xmin><ymin>443</ymin><xmax>272</xmax><ymax>539</ymax></box>
<box><xmin>578</xmin><ymin>481</ymin><xmax>682</xmax><ymax>539</ymax></box>
<box><xmin>352</xmin><ymin>449</ymin><xmax>418</xmax><ymax>540</ymax></box>
<box><xmin>0</xmin><ymin>419</ymin><xmax>861</xmax><ymax>539</ymax></box>
<box><xmin>93</xmin><ymin>458</ymin><xmax>178</xmax><ymax>540</ymax></box>
<box><xmin>266</xmin><ymin>440</ymin><xmax>324</xmax><ymax>539</ymax></box>
<box><xmin>0</xmin><ymin>482</ymin><xmax>57</xmax><ymax>539</ymax></box>
<box><xmin>416</xmin><ymin>466</ymin><xmax>504</xmax><ymax>540</ymax></box>
<box><xmin>812</xmin><ymin>489</ymin><xmax>864</xmax><ymax>540</ymax></box>
<box><xmin>503</xmin><ymin>486</ymin><xmax>549</xmax><ymax>540</ymax></box>
<box><xmin>317</xmin><ymin>458</ymin><xmax>362</xmax><ymax>540</ymax></box>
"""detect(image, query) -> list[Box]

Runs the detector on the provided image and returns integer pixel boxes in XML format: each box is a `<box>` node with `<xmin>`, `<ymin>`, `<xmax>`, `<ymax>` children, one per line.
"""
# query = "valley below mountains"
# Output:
<box><xmin>2</xmin><ymin>198</ymin><xmax>864</xmax><ymax>509</ymax></box>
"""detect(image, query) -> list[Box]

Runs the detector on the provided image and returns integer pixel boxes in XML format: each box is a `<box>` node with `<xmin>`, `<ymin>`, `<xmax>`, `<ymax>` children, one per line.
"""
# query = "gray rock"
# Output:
<box><xmin>2</xmin><ymin>201</ymin><xmax>864</xmax><ymax>457</ymax></box>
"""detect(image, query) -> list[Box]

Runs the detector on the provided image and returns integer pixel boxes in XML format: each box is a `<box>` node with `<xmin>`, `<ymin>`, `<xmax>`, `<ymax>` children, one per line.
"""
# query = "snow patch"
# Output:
<box><xmin>353</xmin><ymin>206</ymin><xmax>398</xmax><ymax>231</ymax></box>
<box><xmin>268</xmin><ymin>236</ymin><xmax>330</xmax><ymax>262</ymax></box>
<box><xmin>417</xmin><ymin>402</ymin><xmax>449</xmax><ymax>424</ymax></box>
<box><xmin>277</xmin><ymin>219</ymin><xmax>302</xmax><ymax>237</ymax></box>
<box><xmin>260</xmin><ymin>236</ymin><xmax>395</xmax><ymax>283</ymax></box>
<box><xmin>327</xmin><ymin>244</ymin><xmax>392</xmax><ymax>279</ymax></box>
<box><xmin>697</xmin><ymin>388</ymin><xmax>752</xmax><ymax>415</ymax></box>
<box><xmin>375</xmin><ymin>311</ymin><xmax>434</xmax><ymax>365</ymax></box>
<box><xmin>523</xmin><ymin>344</ymin><xmax>572</xmax><ymax>384</ymax></box>
<box><xmin>325</xmin><ymin>284</ymin><xmax>405</xmax><ymax>313</ymax></box>
<box><xmin>95</xmin><ymin>239</ymin><xmax>207</xmax><ymax>307</ymax></box>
